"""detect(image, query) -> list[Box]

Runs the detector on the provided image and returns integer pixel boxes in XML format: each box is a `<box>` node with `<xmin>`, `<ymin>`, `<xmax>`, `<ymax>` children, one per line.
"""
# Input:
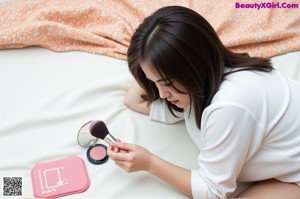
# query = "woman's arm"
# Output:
<box><xmin>148</xmin><ymin>149</ymin><xmax>192</xmax><ymax>197</ymax></box>
<box><xmin>107</xmin><ymin>142</ymin><xmax>192</xmax><ymax>197</ymax></box>
<box><xmin>124</xmin><ymin>81</ymin><xmax>151</xmax><ymax>115</ymax></box>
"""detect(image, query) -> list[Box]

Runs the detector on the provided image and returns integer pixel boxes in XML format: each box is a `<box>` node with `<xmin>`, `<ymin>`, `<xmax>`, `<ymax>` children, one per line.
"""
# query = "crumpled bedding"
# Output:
<box><xmin>0</xmin><ymin>0</ymin><xmax>300</xmax><ymax>59</ymax></box>
<box><xmin>1</xmin><ymin>0</ymin><xmax>300</xmax><ymax>198</ymax></box>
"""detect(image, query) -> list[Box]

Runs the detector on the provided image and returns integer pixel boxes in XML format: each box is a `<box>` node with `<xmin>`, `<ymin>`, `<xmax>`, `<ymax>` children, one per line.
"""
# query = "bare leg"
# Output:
<box><xmin>237</xmin><ymin>179</ymin><xmax>300</xmax><ymax>198</ymax></box>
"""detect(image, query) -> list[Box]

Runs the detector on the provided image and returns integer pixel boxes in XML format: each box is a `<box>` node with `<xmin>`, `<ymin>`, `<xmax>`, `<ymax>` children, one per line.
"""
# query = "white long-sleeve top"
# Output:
<box><xmin>150</xmin><ymin>69</ymin><xmax>300</xmax><ymax>198</ymax></box>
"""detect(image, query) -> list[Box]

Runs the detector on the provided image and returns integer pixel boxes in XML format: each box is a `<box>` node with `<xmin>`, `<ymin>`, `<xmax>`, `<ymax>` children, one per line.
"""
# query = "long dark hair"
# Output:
<box><xmin>127</xmin><ymin>6</ymin><xmax>273</xmax><ymax>129</ymax></box>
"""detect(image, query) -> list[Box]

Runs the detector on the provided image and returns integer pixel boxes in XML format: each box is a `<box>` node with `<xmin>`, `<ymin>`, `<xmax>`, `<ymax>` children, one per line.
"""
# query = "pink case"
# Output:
<box><xmin>31</xmin><ymin>156</ymin><xmax>90</xmax><ymax>198</ymax></box>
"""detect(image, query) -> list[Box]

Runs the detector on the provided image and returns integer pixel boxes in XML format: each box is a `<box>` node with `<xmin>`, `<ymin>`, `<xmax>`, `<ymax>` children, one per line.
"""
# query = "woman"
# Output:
<box><xmin>107</xmin><ymin>6</ymin><xmax>300</xmax><ymax>198</ymax></box>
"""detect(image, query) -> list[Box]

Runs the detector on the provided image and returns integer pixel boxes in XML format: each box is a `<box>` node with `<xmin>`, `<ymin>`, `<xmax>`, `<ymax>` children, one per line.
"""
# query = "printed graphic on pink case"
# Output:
<box><xmin>44</xmin><ymin>167</ymin><xmax>67</xmax><ymax>188</ymax></box>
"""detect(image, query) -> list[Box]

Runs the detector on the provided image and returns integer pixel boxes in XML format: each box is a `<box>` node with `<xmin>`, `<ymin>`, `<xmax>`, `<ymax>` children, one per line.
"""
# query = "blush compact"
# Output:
<box><xmin>86</xmin><ymin>144</ymin><xmax>108</xmax><ymax>164</ymax></box>
<box><xmin>77</xmin><ymin>121</ymin><xmax>109</xmax><ymax>165</ymax></box>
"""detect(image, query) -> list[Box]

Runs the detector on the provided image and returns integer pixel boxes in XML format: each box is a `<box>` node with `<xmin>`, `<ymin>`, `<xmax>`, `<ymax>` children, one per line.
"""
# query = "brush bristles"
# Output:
<box><xmin>89</xmin><ymin>120</ymin><xmax>109</xmax><ymax>139</ymax></box>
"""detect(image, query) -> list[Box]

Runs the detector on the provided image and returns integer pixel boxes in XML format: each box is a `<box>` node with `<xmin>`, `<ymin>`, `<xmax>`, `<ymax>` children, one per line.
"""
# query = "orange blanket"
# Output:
<box><xmin>0</xmin><ymin>0</ymin><xmax>299</xmax><ymax>59</ymax></box>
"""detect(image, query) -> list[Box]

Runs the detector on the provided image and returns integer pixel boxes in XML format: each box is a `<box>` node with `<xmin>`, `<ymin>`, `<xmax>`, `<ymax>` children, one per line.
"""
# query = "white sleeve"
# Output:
<box><xmin>191</xmin><ymin>104</ymin><xmax>264</xmax><ymax>199</ymax></box>
<box><xmin>149</xmin><ymin>99</ymin><xmax>184</xmax><ymax>124</ymax></box>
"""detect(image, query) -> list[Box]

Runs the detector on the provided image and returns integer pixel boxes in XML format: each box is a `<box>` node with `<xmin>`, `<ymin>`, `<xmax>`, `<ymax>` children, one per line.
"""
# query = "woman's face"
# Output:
<box><xmin>141</xmin><ymin>63</ymin><xmax>190</xmax><ymax>109</ymax></box>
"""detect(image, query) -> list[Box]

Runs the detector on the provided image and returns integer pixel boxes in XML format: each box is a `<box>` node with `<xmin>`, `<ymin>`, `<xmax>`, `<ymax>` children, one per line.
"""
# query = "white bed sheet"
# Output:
<box><xmin>0</xmin><ymin>47</ymin><xmax>299</xmax><ymax>198</ymax></box>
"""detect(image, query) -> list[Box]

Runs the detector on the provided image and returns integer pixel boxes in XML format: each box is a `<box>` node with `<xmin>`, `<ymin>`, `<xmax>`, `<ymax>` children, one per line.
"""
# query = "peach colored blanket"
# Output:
<box><xmin>0</xmin><ymin>0</ymin><xmax>299</xmax><ymax>59</ymax></box>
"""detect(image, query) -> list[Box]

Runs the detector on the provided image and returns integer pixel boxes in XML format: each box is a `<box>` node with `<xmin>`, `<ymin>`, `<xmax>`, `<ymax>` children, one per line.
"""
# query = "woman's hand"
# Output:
<box><xmin>107</xmin><ymin>141</ymin><xmax>154</xmax><ymax>173</ymax></box>
<box><xmin>108</xmin><ymin>141</ymin><xmax>192</xmax><ymax>196</ymax></box>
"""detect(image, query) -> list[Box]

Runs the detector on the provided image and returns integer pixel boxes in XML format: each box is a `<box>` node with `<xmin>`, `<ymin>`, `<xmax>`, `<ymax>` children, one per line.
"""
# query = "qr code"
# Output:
<box><xmin>2</xmin><ymin>176</ymin><xmax>23</xmax><ymax>197</ymax></box>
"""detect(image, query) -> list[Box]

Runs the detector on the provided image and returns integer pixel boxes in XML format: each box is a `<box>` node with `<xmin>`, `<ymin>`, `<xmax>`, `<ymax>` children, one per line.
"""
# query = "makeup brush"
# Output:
<box><xmin>89</xmin><ymin>120</ymin><xmax>117</xmax><ymax>145</ymax></box>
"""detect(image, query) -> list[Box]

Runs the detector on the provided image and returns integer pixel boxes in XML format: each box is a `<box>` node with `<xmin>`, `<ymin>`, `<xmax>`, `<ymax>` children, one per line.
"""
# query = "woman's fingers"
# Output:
<box><xmin>115</xmin><ymin>141</ymin><xmax>135</xmax><ymax>151</ymax></box>
<box><xmin>108</xmin><ymin>146</ymin><xmax>130</xmax><ymax>161</ymax></box>
<box><xmin>108</xmin><ymin>141</ymin><xmax>152</xmax><ymax>172</ymax></box>
<box><xmin>108</xmin><ymin>144</ymin><xmax>119</xmax><ymax>153</ymax></box>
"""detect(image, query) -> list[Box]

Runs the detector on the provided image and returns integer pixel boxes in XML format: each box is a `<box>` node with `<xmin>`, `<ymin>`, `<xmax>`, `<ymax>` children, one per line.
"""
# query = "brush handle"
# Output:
<box><xmin>105</xmin><ymin>134</ymin><xmax>128</xmax><ymax>153</ymax></box>
<box><xmin>104</xmin><ymin>134</ymin><xmax>117</xmax><ymax>145</ymax></box>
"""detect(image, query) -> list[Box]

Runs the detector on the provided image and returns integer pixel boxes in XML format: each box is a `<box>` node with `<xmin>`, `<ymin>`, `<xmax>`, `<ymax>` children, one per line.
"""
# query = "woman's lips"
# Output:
<box><xmin>170</xmin><ymin>100</ymin><xmax>179</xmax><ymax>105</ymax></box>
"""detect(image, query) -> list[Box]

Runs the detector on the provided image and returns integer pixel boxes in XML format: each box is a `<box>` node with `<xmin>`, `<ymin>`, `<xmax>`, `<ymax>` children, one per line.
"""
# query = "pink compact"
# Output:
<box><xmin>31</xmin><ymin>156</ymin><xmax>89</xmax><ymax>198</ymax></box>
<box><xmin>86</xmin><ymin>143</ymin><xmax>108</xmax><ymax>164</ymax></box>
<box><xmin>77</xmin><ymin>121</ymin><xmax>109</xmax><ymax>165</ymax></box>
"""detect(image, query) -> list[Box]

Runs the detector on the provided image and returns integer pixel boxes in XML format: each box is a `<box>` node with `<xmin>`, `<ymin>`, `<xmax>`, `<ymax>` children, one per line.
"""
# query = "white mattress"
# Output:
<box><xmin>0</xmin><ymin>47</ymin><xmax>299</xmax><ymax>198</ymax></box>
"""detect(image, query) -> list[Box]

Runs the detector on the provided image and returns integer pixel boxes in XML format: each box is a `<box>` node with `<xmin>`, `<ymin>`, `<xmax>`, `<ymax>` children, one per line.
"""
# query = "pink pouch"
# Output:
<box><xmin>31</xmin><ymin>156</ymin><xmax>90</xmax><ymax>198</ymax></box>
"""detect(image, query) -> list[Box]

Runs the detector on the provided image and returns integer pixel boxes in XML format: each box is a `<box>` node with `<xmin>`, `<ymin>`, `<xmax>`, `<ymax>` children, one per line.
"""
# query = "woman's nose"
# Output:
<box><xmin>157</xmin><ymin>86</ymin><xmax>170</xmax><ymax>99</ymax></box>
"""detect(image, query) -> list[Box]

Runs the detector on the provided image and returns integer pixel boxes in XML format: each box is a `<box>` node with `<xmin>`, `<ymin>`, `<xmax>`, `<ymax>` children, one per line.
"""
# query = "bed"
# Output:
<box><xmin>1</xmin><ymin>0</ymin><xmax>300</xmax><ymax>198</ymax></box>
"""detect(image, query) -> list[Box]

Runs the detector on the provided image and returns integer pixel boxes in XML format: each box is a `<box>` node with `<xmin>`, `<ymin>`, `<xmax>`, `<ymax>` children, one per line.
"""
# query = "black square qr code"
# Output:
<box><xmin>2</xmin><ymin>176</ymin><xmax>23</xmax><ymax>197</ymax></box>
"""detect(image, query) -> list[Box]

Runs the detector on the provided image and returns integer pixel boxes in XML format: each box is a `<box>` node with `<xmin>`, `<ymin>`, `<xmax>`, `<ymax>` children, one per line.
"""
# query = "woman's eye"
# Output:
<box><xmin>163</xmin><ymin>82</ymin><xmax>173</xmax><ymax>86</ymax></box>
